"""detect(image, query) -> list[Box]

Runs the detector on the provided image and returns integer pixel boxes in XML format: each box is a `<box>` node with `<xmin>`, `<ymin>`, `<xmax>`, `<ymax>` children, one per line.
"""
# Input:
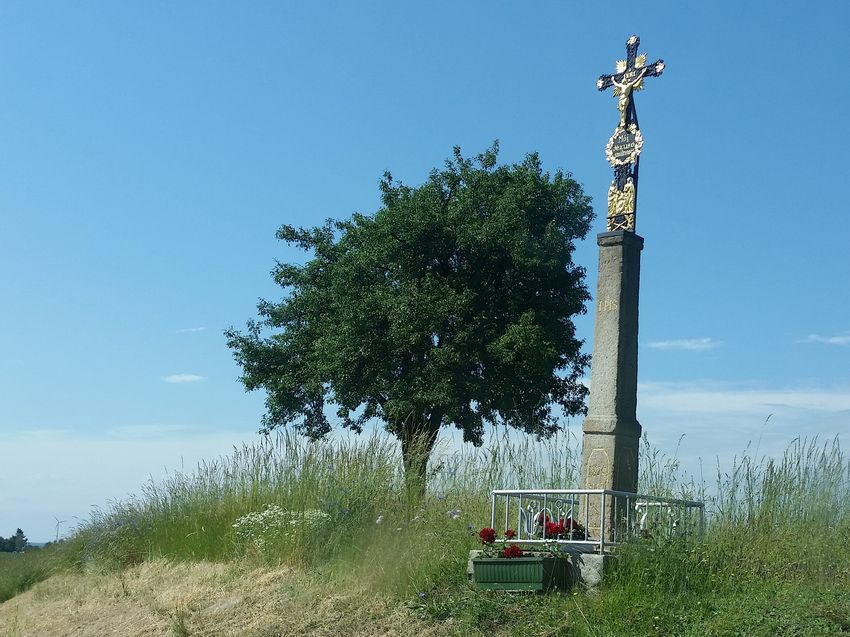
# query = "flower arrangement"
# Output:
<box><xmin>472</xmin><ymin>524</ymin><xmax>575</xmax><ymax>591</ymax></box>
<box><xmin>536</xmin><ymin>513</ymin><xmax>587</xmax><ymax>540</ymax></box>
<box><xmin>475</xmin><ymin>516</ymin><xmax>587</xmax><ymax>561</ymax></box>
<box><xmin>478</xmin><ymin>527</ymin><xmax>524</xmax><ymax>558</ymax></box>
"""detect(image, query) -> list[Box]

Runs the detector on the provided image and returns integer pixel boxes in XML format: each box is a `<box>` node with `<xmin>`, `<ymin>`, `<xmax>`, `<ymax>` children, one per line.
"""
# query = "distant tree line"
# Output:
<box><xmin>0</xmin><ymin>528</ymin><xmax>28</xmax><ymax>552</ymax></box>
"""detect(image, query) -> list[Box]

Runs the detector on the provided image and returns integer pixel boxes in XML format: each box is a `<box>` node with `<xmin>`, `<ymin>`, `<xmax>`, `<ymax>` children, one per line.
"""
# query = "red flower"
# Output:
<box><xmin>543</xmin><ymin>520</ymin><xmax>568</xmax><ymax>537</ymax></box>
<box><xmin>502</xmin><ymin>544</ymin><xmax>523</xmax><ymax>558</ymax></box>
<box><xmin>479</xmin><ymin>527</ymin><xmax>496</xmax><ymax>545</ymax></box>
<box><xmin>504</xmin><ymin>529</ymin><xmax>517</xmax><ymax>539</ymax></box>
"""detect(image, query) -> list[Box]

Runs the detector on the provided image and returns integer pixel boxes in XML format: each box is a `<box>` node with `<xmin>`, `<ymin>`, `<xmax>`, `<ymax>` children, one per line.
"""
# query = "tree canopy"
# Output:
<box><xmin>226</xmin><ymin>144</ymin><xmax>594</xmax><ymax>484</ymax></box>
<box><xmin>0</xmin><ymin>528</ymin><xmax>28</xmax><ymax>552</ymax></box>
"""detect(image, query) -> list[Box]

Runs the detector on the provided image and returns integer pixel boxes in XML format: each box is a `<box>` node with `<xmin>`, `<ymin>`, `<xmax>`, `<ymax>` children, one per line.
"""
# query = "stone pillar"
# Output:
<box><xmin>581</xmin><ymin>230</ymin><xmax>643</xmax><ymax>540</ymax></box>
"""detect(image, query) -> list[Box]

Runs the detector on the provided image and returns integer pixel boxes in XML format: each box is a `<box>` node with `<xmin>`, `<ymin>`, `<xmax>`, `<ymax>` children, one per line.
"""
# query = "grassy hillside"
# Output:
<box><xmin>0</xmin><ymin>545</ymin><xmax>76</xmax><ymax>605</ymax></box>
<box><xmin>1</xmin><ymin>432</ymin><xmax>849</xmax><ymax>636</ymax></box>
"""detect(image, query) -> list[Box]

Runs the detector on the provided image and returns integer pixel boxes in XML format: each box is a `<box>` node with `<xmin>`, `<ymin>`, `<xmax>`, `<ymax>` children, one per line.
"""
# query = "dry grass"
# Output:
<box><xmin>0</xmin><ymin>559</ymin><xmax>455</xmax><ymax>637</ymax></box>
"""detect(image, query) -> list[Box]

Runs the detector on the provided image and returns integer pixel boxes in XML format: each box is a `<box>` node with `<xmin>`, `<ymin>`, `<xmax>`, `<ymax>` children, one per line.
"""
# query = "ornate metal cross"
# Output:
<box><xmin>597</xmin><ymin>36</ymin><xmax>664</xmax><ymax>232</ymax></box>
<box><xmin>597</xmin><ymin>35</ymin><xmax>664</xmax><ymax>128</ymax></box>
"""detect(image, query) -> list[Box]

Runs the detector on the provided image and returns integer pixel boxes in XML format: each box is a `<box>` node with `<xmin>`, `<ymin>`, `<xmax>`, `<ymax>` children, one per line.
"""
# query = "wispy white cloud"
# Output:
<box><xmin>638</xmin><ymin>381</ymin><xmax>850</xmax><ymax>415</ymax></box>
<box><xmin>162</xmin><ymin>374</ymin><xmax>206</xmax><ymax>384</ymax></box>
<box><xmin>175</xmin><ymin>327</ymin><xmax>206</xmax><ymax>333</ymax></box>
<box><xmin>803</xmin><ymin>333</ymin><xmax>850</xmax><ymax>346</ymax></box>
<box><xmin>646</xmin><ymin>337</ymin><xmax>721</xmax><ymax>351</ymax></box>
<box><xmin>636</xmin><ymin>381</ymin><xmax>850</xmax><ymax>469</ymax></box>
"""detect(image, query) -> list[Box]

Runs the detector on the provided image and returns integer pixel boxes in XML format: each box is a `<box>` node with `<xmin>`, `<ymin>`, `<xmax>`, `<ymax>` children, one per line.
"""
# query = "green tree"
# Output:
<box><xmin>0</xmin><ymin>529</ymin><xmax>28</xmax><ymax>552</ymax></box>
<box><xmin>11</xmin><ymin>528</ymin><xmax>27</xmax><ymax>552</ymax></box>
<box><xmin>226</xmin><ymin>144</ymin><xmax>594</xmax><ymax>493</ymax></box>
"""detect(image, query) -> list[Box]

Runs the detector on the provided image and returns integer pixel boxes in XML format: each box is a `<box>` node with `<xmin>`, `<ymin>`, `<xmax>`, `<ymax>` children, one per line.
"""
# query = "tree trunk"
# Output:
<box><xmin>399</xmin><ymin>413</ymin><xmax>441</xmax><ymax>503</ymax></box>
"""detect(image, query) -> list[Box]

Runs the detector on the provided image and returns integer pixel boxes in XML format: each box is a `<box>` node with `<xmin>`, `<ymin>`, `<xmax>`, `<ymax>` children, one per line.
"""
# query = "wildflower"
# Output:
<box><xmin>447</xmin><ymin>508</ymin><xmax>461</xmax><ymax>520</ymax></box>
<box><xmin>418</xmin><ymin>592</ymin><xmax>426</xmax><ymax>600</ymax></box>
<box><xmin>375</xmin><ymin>515</ymin><xmax>384</xmax><ymax>525</ymax></box>
<box><xmin>478</xmin><ymin>527</ymin><xmax>496</xmax><ymax>545</ymax></box>
<box><xmin>232</xmin><ymin>506</ymin><xmax>331</xmax><ymax>553</ymax></box>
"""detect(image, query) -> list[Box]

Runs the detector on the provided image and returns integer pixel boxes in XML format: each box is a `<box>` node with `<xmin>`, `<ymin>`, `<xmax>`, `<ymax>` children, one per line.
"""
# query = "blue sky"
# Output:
<box><xmin>1</xmin><ymin>2</ymin><xmax>848</xmax><ymax>541</ymax></box>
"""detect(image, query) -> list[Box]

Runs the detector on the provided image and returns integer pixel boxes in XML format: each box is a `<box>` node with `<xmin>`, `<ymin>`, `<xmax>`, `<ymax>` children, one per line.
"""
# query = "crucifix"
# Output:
<box><xmin>596</xmin><ymin>35</ymin><xmax>664</xmax><ymax>232</ymax></box>
<box><xmin>597</xmin><ymin>35</ymin><xmax>665</xmax><ymax>128</ymax></box>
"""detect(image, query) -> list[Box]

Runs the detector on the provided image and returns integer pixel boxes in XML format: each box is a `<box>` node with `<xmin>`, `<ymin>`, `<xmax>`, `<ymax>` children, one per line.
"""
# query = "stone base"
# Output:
<box><xmin>467</xmin><ymin>548</ymin><xmax>612</xmax><ymax>591</ymax></box>
<box><xmin>580</xmin><ymin>431</ymin><xmax>640</xmax><ymax>493</ymax></box>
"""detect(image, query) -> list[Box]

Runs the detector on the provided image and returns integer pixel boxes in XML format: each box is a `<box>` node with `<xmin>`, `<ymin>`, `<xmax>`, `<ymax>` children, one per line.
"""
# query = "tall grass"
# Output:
<box><xmin>707</xmin><ymin>436</ymin><xmax>850</xmax><ymax>584</ymax></box>
<box><xmin>76</xmin><ymin>428</ymin><xmax>850</xmax><ymax>577</ymax></box>
<box><xmin>77</xmin><ymin>432</ymin><xmax>403</xmax><ymax>566</ymax></box>
<box><xmin>71</xmin><ymin>429</ymin><xmax>580</xmax><ymax>587</ymax></box>
<box><xmin>606</xmin><ymin>435</ymin><xmax>850</xmax><ymax>602</ymax></box>
<box><xmin>0</xmin><ymin>543</ymin><xmax>76</xmax><ymax>604</ymax></box>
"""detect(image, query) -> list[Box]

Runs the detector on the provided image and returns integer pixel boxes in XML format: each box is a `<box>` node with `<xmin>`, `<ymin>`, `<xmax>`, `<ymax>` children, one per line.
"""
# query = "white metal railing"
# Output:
<box><xmin>489</xmin><ymin>489</ymin><xmax>705</xmax><ymax>553</ymax></box>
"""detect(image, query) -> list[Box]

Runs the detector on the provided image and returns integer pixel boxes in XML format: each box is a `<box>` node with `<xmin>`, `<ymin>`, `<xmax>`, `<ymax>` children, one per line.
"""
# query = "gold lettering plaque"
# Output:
<box><xmin>598</xmin><ymin>297</ymin><xmax>618</xmax><ymax>313</ymax></box>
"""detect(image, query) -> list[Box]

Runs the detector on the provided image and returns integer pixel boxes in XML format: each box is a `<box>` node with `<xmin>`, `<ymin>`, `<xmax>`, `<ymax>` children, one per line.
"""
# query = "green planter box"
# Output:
<box><xmin>472</xmin><ymin>556</ymin><xmax>572</xmax><ymax>592</ymax></box>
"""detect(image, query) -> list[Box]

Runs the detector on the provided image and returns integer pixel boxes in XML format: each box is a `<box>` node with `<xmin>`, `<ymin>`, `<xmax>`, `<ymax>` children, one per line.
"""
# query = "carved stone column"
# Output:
<box><xmin>580</xmin><ymin>230</ymin><xmax>644</xmax><ymax>539</ymax></box>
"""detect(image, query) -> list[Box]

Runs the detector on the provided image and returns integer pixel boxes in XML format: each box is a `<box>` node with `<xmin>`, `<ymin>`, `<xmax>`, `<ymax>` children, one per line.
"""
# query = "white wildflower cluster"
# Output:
<box><xmin>232</xmin><ymin>505</ymin><xmax>331</xmax><ymax>551</ymax></box>
<box><xmin>300</xmin><ymin>509</ymin><xmax>332</xmax><ymax>529</ymax></box>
